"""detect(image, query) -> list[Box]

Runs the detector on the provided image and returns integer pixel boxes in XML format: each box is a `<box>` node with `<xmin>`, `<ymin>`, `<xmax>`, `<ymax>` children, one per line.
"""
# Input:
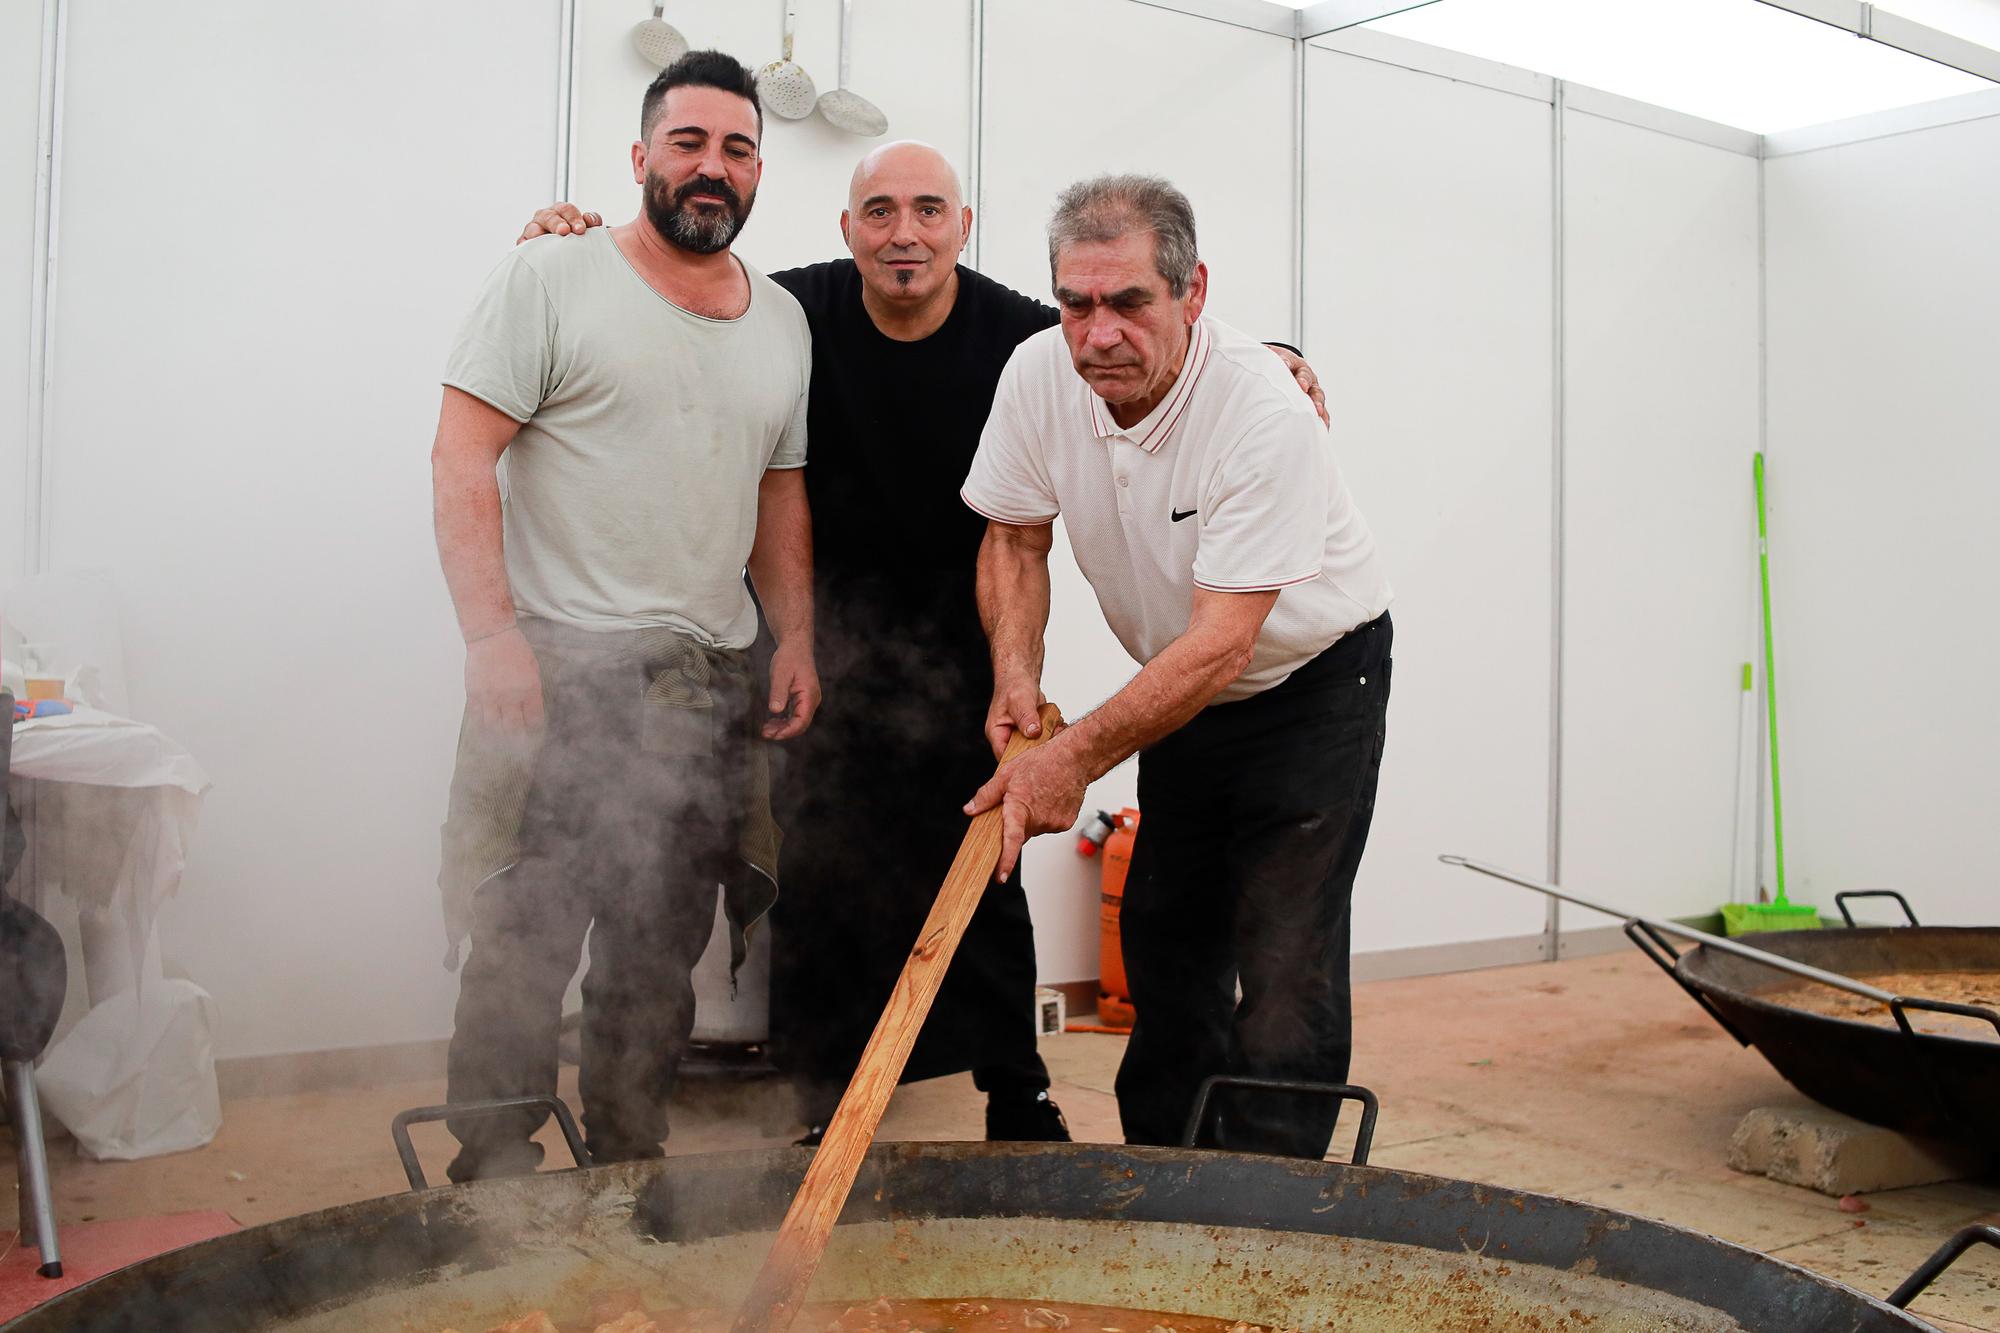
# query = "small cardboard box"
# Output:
<box><xmin>1034</xmin><ymin>987</ymin><xmax>1066</xmax><ymax>1037</ymax></box>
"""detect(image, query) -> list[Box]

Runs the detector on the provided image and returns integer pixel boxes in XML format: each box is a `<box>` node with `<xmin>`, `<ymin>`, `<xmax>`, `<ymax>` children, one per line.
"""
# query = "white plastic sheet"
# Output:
<box><xmin>7</xmin><ymin>705</ymin><xmax>210</xmax><ymax>999</ymax></box>
<box><xmin>8</xmin><ymin>704</ymin><xmax>210</xmax><ymax>794</ymax></box>
<box><xmin>6</xmin><ymin>573</ymin><xmax>222</xmax><ymax>1159</ymax></box>
<box><xmin>35</xmin><ymin>936</ymin><xmax>222</xmax><ymax>1160</ymax></box>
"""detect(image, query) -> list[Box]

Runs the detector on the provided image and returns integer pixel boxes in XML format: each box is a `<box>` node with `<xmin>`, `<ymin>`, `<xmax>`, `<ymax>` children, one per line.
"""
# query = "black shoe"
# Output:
<box><xmin>794</xmin><ymin>1123</ymin><xmax>828</xmax><ymax>1148</ymax></box>
<box><xmin>985</xmin><ymin>1090</ymin><xmax>1070</xmax><ymax>1142</ymax></box>
<box><xmin>444</xmin><ymin>1139</ymin><xmax>545</xmax><ymax>1184</ymax></box>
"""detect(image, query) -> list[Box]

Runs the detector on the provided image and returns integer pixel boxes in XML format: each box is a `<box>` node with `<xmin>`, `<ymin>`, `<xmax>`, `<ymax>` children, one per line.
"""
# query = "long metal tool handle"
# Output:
<box><xmin>1728</xmin><ymin>662</ymin><xmax>1754</xmax><ymax>905</ymax></box>
<box><xmin>1440</xmin><ymin>854</ymin><xmax>1903</xmax><ymax>1003</ymax></box>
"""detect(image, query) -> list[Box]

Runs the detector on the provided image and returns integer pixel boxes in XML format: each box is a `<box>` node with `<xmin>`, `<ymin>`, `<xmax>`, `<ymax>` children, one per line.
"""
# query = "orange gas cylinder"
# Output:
<box><xmin>1097</xmin><ymin>808</ymin><xmax>1141</xmax><ymax>1028</ymax></box>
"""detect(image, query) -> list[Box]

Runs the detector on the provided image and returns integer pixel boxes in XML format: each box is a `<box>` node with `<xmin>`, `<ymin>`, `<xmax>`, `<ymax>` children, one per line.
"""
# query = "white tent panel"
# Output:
<box><xmin>1765</xmin><ymin>110</ymin><xmax>2000</xmax><ymax>927</ymax></box>
<box><xmin>1304</xmin><ymin>43</ymin><xmax>1556</xmax><ymax>952</ymax></box>
<box><xmin>979</xmin><ymin>0</ymin><xmax>1296</xmax><ymax>338</ymax></box>
<box><xmin>42</xmin><ymin>0</ymin><xmax>561</xmax><ymax>1059</ymax></box>
<box><xmin>19</xmin><ymin>0</ymin><xmax>1994</xmax><ymax>1066</ymax></box>
<box><xmin>1557</xmin><ymin>110</ymin><xmax>1762</xmax><ymax>924</ymax></box>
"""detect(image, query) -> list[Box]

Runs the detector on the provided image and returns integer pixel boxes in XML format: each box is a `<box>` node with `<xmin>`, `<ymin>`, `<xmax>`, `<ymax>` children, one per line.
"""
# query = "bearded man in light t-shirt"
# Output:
<box><xmin>962</xmin><ymin>175</ymin><xmax>1394</xmax><ymax>1161</ymax></box>
<box><xmin>428</xmin><ymin>51</ymin><xmax>816</xmax><ymax>1181</ymax></box>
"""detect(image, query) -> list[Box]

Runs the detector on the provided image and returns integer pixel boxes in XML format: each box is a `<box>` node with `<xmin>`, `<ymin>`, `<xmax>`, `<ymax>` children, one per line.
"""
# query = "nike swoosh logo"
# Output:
<box><xmin>1171</xmin><ymin>508</ymin><xmax>1197</xmax><ymax>523</ymax></box>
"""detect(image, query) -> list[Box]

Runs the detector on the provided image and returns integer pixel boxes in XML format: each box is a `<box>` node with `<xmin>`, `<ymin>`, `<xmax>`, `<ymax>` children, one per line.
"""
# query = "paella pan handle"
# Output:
<box><xmin>1180</xmin><ymin>1076</ymin><xmax>1379</xmax><ymax>1165</ymax></box>
<box><xmin>1621</xmin><ymin>920</ymin><xmax>1752</xmax><ymax>1047</ymax></box>
<box><xmin>1885</xmin><ymin>1223</ymin><xmax>2000</xmax><ymax>1308</ymax></box>
<box><xmin>1881</xmin><ymin>998</ymin><xmax>2000</xmax><ymax>1138</ymax></box>
<box><xmin>1888</xmin><ymin>996</ymin><xmax>2000</xmax><ymax>1041</ymax></box>
<box><xmin>1834</xmin><ymin>890</ymin><xmax>1919</xmax><ymax>928</ymax></box>
<box><xmin>389</xmin><ymin>1097</ymin><xmax>592</xmax><ymax>1191</ymax></box>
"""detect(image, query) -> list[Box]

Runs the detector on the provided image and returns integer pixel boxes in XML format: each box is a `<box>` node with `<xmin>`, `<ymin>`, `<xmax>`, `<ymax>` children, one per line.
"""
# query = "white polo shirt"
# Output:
<box><xmin>961</xmin><ymin>317</ymin><xmax>1391</xmax><ymax>703</ymax></box>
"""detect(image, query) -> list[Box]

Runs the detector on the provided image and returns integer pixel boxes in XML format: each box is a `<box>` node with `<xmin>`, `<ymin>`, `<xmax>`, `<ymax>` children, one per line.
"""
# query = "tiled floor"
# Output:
<box><xmin>5</xmin><ymin>951</ymin><xmax>1997</xmax><ymax>1329</ymax></box>
<box><xmin>0</xmin><ymin>1210</ymin><xmax>238</xmax><ymax>1322</ymax></box>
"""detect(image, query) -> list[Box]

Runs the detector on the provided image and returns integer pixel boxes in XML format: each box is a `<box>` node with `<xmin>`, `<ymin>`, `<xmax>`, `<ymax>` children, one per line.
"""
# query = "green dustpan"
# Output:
<box><xmin>1722</xmin><ymin>898</ymin><xmax>1819</xmax><ymax>934</ymax></box>
<box><xmin>1727</xmin><ymin>453</ymin><xmax>1819</xmax><ymax>936</ymax></box>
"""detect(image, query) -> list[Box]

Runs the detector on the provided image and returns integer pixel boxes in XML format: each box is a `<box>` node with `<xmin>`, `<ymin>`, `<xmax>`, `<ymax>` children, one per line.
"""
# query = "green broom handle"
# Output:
<box><xmin>1754</xmin><ymin>452</ymin><xmax>1788</xmax><ymax>906</ymax></box>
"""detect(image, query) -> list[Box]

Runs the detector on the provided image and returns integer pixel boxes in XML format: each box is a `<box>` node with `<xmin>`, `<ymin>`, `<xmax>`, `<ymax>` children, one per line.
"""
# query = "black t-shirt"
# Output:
<box><xmin>768</xmin><ymin>260</ymin><xmax>1057</xmax><ymax>768</ymax></box>
<box><xmin>733</xmin><ymin>262</ymin><xmax>1055</xmax><ymax>1086</ymax></box>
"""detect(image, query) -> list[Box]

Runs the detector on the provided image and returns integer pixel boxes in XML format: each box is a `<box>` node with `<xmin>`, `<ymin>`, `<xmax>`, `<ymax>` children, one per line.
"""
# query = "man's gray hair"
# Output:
<box><xmin>1046</xmin><ymin>174</ymin><xmax>1200</xmax><ymax>298</ymax></box>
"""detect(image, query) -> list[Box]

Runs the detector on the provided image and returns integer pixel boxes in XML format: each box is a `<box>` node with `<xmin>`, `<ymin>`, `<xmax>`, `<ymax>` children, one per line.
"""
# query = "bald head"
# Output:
<box><xmin>841</xmin><ymin>140</ymin><xmax>973</xmax><ymax>321</ymax></box>
<box><xmin>848</xmin><ymin>140</ymin><xmax>964</xmax><ymax>215</ymax></box>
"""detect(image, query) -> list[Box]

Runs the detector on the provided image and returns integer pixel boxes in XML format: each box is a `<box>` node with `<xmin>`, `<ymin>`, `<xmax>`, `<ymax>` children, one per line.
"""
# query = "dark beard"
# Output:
<box><xmin>644</xmin><ymin>170</ymin><xmax>753</xmax><ymax>256</ymax></box>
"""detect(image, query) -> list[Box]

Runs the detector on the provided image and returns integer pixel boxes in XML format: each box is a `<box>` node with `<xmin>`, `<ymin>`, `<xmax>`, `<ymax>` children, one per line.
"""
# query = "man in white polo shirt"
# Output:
<box><xmin>962</xmin><ymin>174</ymin><xmax>1392</xmax><ymax>1159</ymax></box>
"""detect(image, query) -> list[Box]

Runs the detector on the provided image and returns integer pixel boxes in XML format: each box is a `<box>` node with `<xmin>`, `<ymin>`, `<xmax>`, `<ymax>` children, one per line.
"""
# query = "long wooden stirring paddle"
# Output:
<box><xmin>732</xmin><ymin>702</ymin><xmax>1066</xmax><ymax>1333</ymax></box>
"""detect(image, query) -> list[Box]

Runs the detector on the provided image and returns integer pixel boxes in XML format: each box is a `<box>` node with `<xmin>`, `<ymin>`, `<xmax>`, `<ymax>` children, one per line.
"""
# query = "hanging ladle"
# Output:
<box><xmin>815</xmin><ymin>0</ymin><xmax>887</xmax><ymax>137</ymax></box>
<box><xmin>757</xmin><ymin>0</ymin><xmax>819</xmax><ymax>121</ymax></box>
<box><xmin>631</xmin><ymin>2</ymin><xmax>688</xmax><ymax>71</ymax></box>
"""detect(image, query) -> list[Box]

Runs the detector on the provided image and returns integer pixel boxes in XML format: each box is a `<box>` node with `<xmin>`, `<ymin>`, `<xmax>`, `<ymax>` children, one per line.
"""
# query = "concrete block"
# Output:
<box><xmin>1727</xmin><ymin>1104</ymin><xmax>1993</xmax><ymax>1196</ymax></box>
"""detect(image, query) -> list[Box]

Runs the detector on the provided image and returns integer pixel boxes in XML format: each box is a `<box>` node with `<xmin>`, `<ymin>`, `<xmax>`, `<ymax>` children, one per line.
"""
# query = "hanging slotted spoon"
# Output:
<box><xmin>757</xmin><ymin>0</ymin><xmax>818</xmax><ymax>121</ymax></box>
<box><xmin>632</xmin><ymin>2</ymin><xmax>688</xmax><ymax>71</ymax></box>
<box><xmin>816</xmin><ymin>0</ymin><xmax>886</xmax><ymax>136</ymax></box>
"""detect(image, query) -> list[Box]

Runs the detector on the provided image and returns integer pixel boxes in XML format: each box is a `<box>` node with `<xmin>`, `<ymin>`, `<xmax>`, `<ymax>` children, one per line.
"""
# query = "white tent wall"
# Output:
<box><xmin>1300</xmin><ymin>31</ymin><xmax>1767</xmax><ymax>954</ymax></box>
<box><xmin>1556</xmin><ymin>108</ymin><xmax>1762</xmax><ymax>924</ymax></box>
<box><xmin>34</xmin><ymin>0</ymin><xmax>561</xmax><ymax>1059</ymax></box>
<box><xmin>1</xmin><ymin>2</ymin><xmax>44</xmax><ymax>586</ymax></box>
<box><xmin>1301</xmin><ymin>38</ymin><xmax>1557</xmax><ymax>956</ymax></box>
<box><xmin>13</xmin><ymin>0</ymin><xmax>1955</xmax><ymax>1065</ymax></box>
<box><xmin>1763</xmin><ymin>94</ymin><xmax>2000</xmax><ymax>927</ymax></box>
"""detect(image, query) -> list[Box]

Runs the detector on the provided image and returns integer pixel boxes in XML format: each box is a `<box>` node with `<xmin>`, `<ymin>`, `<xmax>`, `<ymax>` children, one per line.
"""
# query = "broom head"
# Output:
<box><xmin>1721</xmin><ymin>900</ymin><xmax>1822</xmax><ymax>935</ymax></box>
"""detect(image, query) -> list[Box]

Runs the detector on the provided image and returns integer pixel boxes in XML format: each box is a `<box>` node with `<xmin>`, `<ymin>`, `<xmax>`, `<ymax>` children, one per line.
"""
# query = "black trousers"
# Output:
<box><xmin>1116</xmin><ymin>613</ymin><xmax>1392</xmax><ymax>1158</ymax></box>
<box><xmin>772</xmin><ymin>738</ymin><xmax>1050</xmax><ymax>1127</ymax></box>
<box><xmin>779</xmin><ymin>877</ymin><xmax>1050</xmax><ymax>1126</ymax></box>
<box><xmin>445</xmin><ymin>653</ymin><xmax>742</xmax><ymax>1174</ymax></box>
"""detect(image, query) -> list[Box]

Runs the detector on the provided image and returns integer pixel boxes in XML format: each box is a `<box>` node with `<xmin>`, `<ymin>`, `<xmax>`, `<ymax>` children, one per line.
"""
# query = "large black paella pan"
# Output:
<box><xmin>1445</xmin><ymin>859</ymin><xmax>2000</xmax><ymax>1149</ymax></box>
<box><xmin>0</xmin><ymin>1137</ymin><xmax>1956</xmax><ymax>1333</ymax></box>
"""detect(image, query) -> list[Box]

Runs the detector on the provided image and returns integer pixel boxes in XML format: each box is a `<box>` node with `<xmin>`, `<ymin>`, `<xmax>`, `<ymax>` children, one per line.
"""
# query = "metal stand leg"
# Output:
<box><xmin>4</xmin><ymin>1059</ymin><xmax>62</xmax><ymax>1278</ymax></box>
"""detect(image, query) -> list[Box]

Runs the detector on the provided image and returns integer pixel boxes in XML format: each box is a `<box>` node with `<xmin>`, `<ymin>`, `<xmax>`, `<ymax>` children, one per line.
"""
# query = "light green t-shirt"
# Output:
<box><xmin>443</xmin><ymin>228</ymin><xmax>810</xmax><ymax>648</ymax></box>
